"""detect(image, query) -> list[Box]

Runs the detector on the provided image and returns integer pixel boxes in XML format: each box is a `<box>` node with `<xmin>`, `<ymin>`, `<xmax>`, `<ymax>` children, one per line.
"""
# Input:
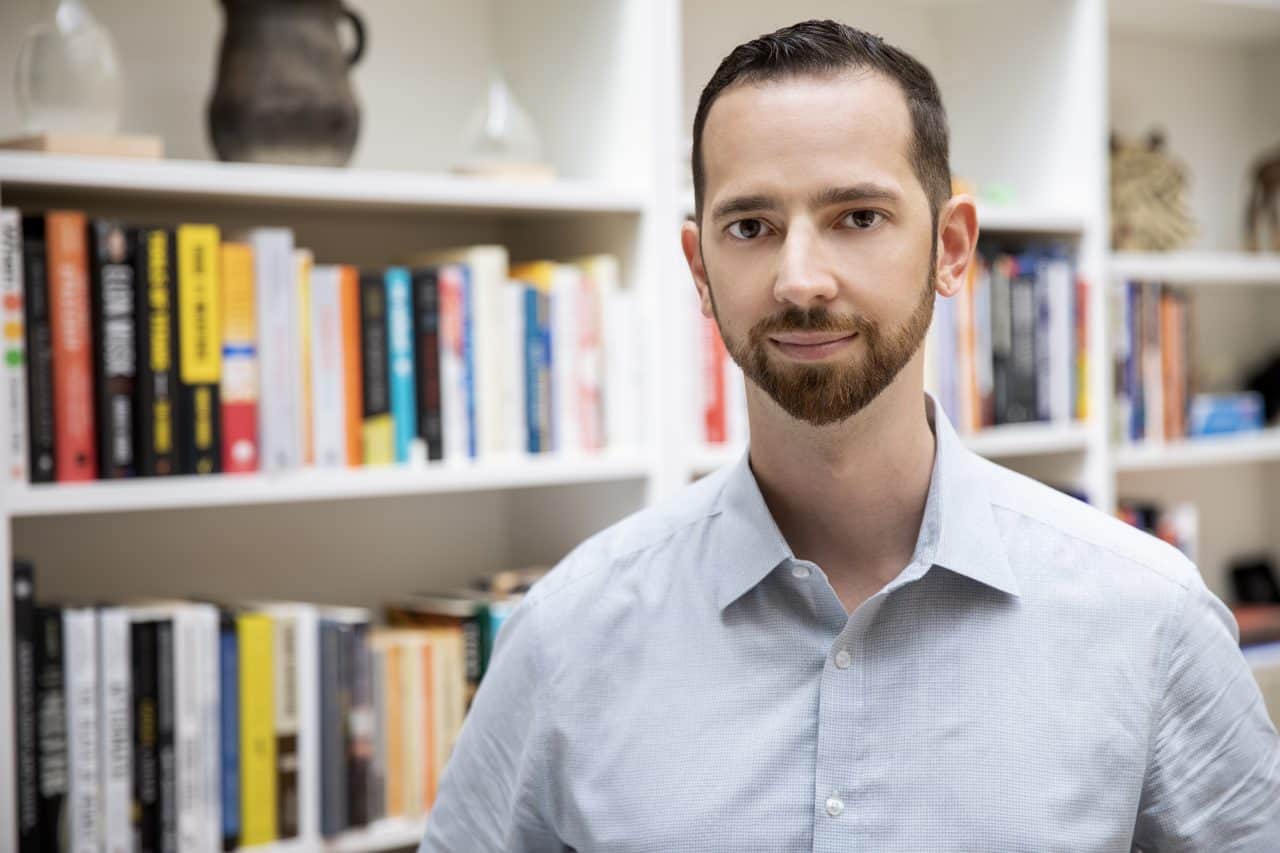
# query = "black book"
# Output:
<box><xmin>34</xmin><ymin>607</ymin><xmax>67</xmax><ymax>853</ymax></box>
<box><xmin>131</xmin><ymin>619</ymin><xmax>161</xmax><ymax>853</ymax></box>
<box><xmin>1007</xmin><ymin>263</ymin><xmax>1039</xmax><ymax>424</ymax></box>
<box><xmin>346</xmin><ymin>621</ymin><xmax>370</xmax><ymax>827</ymax></box>
<box><xmin>132</xmin><ymin>227</ymin><xmax>179</xmax><ymax>477</ymax></box>
<box><xmin>21</xmin><ymin>216</ymin><xmax>55</xmax><ymax>483</ymax></box>
<box><xmin>359</xmin><ymin>270</ymin><xmax>390</xmax><ymax>437</ymax></box>
<box><xmin>88</xmin><ymin>220</ymin><xmax>138</xmax><ymax>478</ymax></box>
<box><xmin>155</xmin><ymin>620</ymin><xmax>177</xmax><ymax>853</ymax></box>
<box><xmin>989</xmin><ymin>252</ymin><xmax>1013</xmax><ymax>426</ymax></box>
<box><xmin>411</xmin><ymin>266</ymin><xmax>443</xmax><ymax>461</ymax></box>
<box><xmin>319</xmin><ymin>620</ymin><xmax>348</xmax><ymax>837</ymax></box>
<box><xmin>13</xmin><ymin>562</ymin><xmax>41</xmax><ymax>853</ymax></box>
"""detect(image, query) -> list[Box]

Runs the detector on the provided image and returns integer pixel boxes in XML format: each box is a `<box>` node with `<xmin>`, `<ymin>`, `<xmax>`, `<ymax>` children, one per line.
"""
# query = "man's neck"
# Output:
<box><xmin>746</xmin><ymin>376</ymin><xmax>936</xmax><ymax>613</ymax></box>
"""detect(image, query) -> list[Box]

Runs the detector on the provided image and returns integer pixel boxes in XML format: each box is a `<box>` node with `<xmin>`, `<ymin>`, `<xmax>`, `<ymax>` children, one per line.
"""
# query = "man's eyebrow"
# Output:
<box><xmin>709</xmin><ymin>183</ymin><xmax>902</xmax><ymax>222</ymax></box>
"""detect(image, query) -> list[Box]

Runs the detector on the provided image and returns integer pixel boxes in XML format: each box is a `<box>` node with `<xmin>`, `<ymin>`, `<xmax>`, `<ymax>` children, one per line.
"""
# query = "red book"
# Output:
<box><xmin>220</xmin><ymin>242</ymin><xmax>259</xmax><ymax>473</ymax></box>
<box><xmin>702</xmin><ymin>315</ymin><xmax>726</xmax><ymax>444</ymax></box>
<box><xmin>46</xmin><ymin>210</ymin><xmax>97</xmax><ymax>481</ymax></box>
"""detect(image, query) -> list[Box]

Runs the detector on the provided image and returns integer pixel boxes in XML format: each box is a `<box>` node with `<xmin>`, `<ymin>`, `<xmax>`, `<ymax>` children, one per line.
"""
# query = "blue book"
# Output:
<box><xmin>1127</xmin><ymin>281</ymin><xmax>1143</xmax><ymax>441</ymax></box>
<box><xmin>523</xmin><ymin>286</ymin><xmax>542</xmax><ymax>453</ymax></box>
<box><xmin>459</xmin><ymin>264</ymin><xmax>477</xmax><ymax>458</ymax></box>
<box><xmin>385</xmin><ymin>267</ymin><xmax>417</xmax><ymax>462</ymax></box>
<box><xmin>218</xmin><ymin>614</ymin><xmax>240</xmax><ymax>850</ymax></box>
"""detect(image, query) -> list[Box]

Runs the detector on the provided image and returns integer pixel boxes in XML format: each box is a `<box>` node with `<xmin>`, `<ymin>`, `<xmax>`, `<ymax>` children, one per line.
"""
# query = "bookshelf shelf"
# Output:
<box><xmin>4</xmin><ymin>453</ymin><xmax>652</xmax><ymax>518</ymax></box>
<box><xmin>237</xmin><ymin>817</ymin><xmax>430</xmax><ymax>853</ymax></box>
<box><xmin>1113</xmin><ymin>428</ymin><xmax>1280</xmax><ymax>473</ymax></box>
<box><xmin>1110</xmin><ymin>251</ymin><xmax>1280</xmax><ymax>286</ymax></box>
<box><xmin>0</xmin><ymin>152</ymin><xmax>649</xmax><ymax>215</ymax></box>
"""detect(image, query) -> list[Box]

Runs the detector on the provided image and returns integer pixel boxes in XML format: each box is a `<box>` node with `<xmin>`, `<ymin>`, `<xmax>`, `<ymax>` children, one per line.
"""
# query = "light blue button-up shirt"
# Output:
<box><xmin>420</xmin><ymin>396</ymin><xmax>1280</xmax><ymax>852</ymax></box>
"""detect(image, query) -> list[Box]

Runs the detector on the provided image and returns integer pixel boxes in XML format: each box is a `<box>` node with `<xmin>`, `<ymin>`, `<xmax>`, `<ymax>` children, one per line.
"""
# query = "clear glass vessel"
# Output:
<box><xmin>14</xmin><ymin>0</ymin><xmax>124</xmax><ymax>135</ymax></box>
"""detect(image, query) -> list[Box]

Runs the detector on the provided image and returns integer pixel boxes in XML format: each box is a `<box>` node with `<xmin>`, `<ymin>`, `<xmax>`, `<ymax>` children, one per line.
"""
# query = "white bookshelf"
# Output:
<box><xmin>238</xmin><ymin>817</ymin><xmax>429</xmax><ymax>853</ymax></box>
<box><xmin>2</xmin><ymin>0</ymin><xmax>1280</xmax><ymax>848</ymax></box>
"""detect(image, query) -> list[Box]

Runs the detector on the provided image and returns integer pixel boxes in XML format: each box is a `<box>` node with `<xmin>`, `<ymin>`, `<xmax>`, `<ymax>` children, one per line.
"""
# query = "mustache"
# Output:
<box><xmin>750</xmin><ymin>306</ymin><xmax>876</xmax><ymax>338</ymax></box>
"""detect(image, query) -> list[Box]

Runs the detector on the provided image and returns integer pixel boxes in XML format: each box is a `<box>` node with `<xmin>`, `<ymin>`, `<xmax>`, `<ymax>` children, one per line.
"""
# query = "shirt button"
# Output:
<box><xmin>834</xmin><ymin>649</ymin><xmax>852</xmax><ymax>669</ymax></box>
<box><xmin>826</xmin><ymin>795</ymin><xmax>844</xmax><ymax>817</ymax></box>
<box><xmin>791</xmin><ymin>564</ymin><xmax>811</xmax><ymax>579</ymax></box>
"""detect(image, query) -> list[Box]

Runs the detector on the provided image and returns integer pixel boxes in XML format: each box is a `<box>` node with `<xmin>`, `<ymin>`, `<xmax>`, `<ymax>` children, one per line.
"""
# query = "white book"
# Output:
<box><xmin>550</xmin><ymin>264</ymin><xmax>582</xmax><ymax>453</ymax></box>
<box><xmin>98</xmin><ymin>607</ymin><xmax>133</xmax><ymax>853</ymax></box>
<box><xmin>407</xmin><ymin>245</ymin><xmax>510</xmax><ymax>457</ymax></box>
<box><xmin>602</xmin><ymin>287</ymin><xmax>641</xmax><ymax>451</ymax></box>
<box><xmin>310</xmin><ymin>266</ymin><xmax>347</xmax><ymax>467</ymax></box>
<box><xmin>569</xmin><ymin>256</ymin><xmax>609</xmax><ymax>452</ymax></box>
<box><xmin>195</xmin><ymin>606</ymin><xmax>221</xmax><ymax>853</ymax></box>
<box><xmin>438</xmin><ymin>264</ymin><xmax>469</xmax><ymax>463</ymax></box>
<box><xmin>1142</xmin><ymin>281</ymin><xmax>1164</xmax><ymax>442</ymax></box>
<box><xmin>63</xmin><ymin>607</ymin><xmax>101</xmax><ymax>853</ymax></box>
<box><xmin>250</xmin><ymin>228</ymin><xmax>301</xmax><ymax>470</ymax></box>
<box><xmin>1</xmin><ymin>208</ymin><xmax>26</xmax><ymax>483</ymax></box>
<box><xmin>501</xmin><ymin>280</ymin><xmax>527</xmax><ymax>456</ymax></box>
<box><xmin>1047</xmin><ymin>257</ymin><xmax>1073</xmax><ymax>423</ymax></box>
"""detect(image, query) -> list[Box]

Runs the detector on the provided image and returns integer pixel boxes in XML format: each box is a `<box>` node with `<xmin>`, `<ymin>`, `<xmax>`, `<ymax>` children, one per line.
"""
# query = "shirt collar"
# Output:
<box><xmin>710</xmin><ymin>392</ymin><xmax>1020</xmax><ymax>612</ymax></box>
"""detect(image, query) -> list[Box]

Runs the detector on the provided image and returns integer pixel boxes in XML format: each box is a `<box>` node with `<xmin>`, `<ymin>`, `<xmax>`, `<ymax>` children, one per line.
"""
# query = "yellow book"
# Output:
<box><xmin>220</xmin><ymin>243</ymin><xmax>259</xmax><ymax>472</ymax></box>
<box><xmin>370</xmin><ymin>630</ymin><xmax>405</xmax><ymax>817</ymax></box>
<box><xmin>296</xmin><ymin>249</ymin><xmax>314</xmax><ymax>466</ymax></box>
<box><xmin>509</xmin><ymin>260</ymin><xmax>557</xmax><ymax>293</ymax></box>
<box><xmin>238</xmin><ymin>613</ymin><xmax>278</xmax><ymax>845</ymax></box>
<box><xmin>176</xmin><ymin>224</ymin><xmax>222</xmax><ymax>474</ymax></box>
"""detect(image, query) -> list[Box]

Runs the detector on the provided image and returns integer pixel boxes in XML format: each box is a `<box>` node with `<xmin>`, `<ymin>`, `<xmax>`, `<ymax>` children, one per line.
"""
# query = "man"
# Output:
<box><xmin>421</xmin><ymin>20</ymin><xmax>1280</xmax><ymax>851</ymax></box>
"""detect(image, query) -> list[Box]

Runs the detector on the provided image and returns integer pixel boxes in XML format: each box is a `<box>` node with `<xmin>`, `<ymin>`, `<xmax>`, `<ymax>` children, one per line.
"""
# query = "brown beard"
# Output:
<box><xmin>709</xmin><ymin>264</ymin><xmax>937</xmax><ymax>427</ymax></box>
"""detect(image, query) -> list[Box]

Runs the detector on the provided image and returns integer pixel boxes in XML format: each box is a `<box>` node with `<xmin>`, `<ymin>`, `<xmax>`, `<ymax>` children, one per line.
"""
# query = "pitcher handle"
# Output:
<box><xmin>341</xmin><ymin>5</ymin><xmax>366</xmax><ymax>67</ymax></box>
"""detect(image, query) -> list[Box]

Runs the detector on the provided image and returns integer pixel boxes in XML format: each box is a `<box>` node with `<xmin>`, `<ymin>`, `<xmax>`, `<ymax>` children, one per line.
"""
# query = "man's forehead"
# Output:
<box><xmin>700</xmin><ymin>70</ymin><xmax>915</xmax><ymax>198</ymax></box>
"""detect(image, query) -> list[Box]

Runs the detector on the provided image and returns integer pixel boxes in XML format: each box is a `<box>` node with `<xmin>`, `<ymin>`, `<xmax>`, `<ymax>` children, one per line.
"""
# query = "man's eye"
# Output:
<box><xmin>843</xmin><ymin>210</ymin><xmax>883</xmax><ymax>229</ymax></box>
<box><xmin>727</xmin><ymin>219</ymin><xmax>768</xmax><ymax>240</ymax></box>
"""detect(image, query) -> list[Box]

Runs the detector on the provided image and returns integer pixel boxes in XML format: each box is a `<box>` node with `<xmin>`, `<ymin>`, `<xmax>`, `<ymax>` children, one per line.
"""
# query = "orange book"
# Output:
<box><xmin>422</xmin><ymin>636</ymin><xmax>438</xmax><ymax>810</ymax></box>
<box><xmin>339</xmin><ymin>265</ymin><xmax>363</xmax><ymax>466</ymax></box>
<box><xmin>373</xmin><ymin>633</ymin><xmax>405</xmax><ymax>817</ymax></box>
<box><xmin>1159</xmin><ymin>292</ymin><xmax>1178</xmax><ymax>441</ymax></box>
<box><xmin>46</xmin><ymin>210</ymin><xmax>97</xmax><ymax>481</ymax></box>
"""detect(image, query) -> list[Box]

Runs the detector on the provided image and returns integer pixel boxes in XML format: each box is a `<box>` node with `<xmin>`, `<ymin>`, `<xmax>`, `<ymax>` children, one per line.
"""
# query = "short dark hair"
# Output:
<box><xmin>691</xmin><ymin>19</ymin><xmax>951</xmax><ymax>228</ymax></box>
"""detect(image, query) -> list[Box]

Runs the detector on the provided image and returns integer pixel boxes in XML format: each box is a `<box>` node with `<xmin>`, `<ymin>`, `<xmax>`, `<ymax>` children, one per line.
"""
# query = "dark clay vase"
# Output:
<box><xmin>207</xmin><ymin>0</ymin><xmax>366</xmax><ymax>167</ymax></box>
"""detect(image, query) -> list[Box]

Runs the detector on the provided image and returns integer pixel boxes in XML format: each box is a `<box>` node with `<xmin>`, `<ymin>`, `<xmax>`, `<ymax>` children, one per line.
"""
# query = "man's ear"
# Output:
<box><xmin>681</xmin><ymin>219</ymin><xmax>715</xmax><ymax>319</ymax></box>
<box><xmin>934</xmin><ymin>194</ymin><xmax>979</xmax><ymax>299</ymax></box>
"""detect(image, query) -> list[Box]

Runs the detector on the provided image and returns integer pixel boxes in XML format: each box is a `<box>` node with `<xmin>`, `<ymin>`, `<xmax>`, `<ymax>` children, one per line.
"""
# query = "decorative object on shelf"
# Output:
<box><xmin>1187</xmin><ymin>391</ymin><xmax>1265</xmax><ymax>437</ymax></box>
<box><xmin>1110</xmin><ymin>129</ymin><xmax>1196</xmax><ymax>252</ymax></box>
<box><xmin>1245</xmin><ymin>143</ymin><xmax>1280</xmax><ymax>252</ymax></box>
<box><xmin>11</xmin><ymin>0</ymin><xmax>127</xmax><ymax>140</ymax></box>
<box><xmin>453</xmin><ymin>69</ymin><xmax>555</xmax><ymax>181</ymax></box>
<box><xmin>207</xmin><ymin>0</ymin><xmax>366</xmax><ymax>167</ymax></box>
<box><xmin>1246</xmin><ymin>350</ymin><xmax>1280</xmax><ymax>424</ymax></box>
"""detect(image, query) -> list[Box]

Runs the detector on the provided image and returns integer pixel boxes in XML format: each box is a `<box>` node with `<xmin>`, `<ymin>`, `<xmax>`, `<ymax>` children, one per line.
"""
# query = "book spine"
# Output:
<box><xmin>13</xmin><ymin>562</ymin><xmax>40</xmax><ymax>852</ymax></box>
<box><xmin>172</xmin><ymin>609</ymin><xmax>206</xmax><ymax>852</ymax></box>
<box><xmin>21</xmin><ymin>217</ymin><xmax>55</xmax><ymax>482</ymax></box>
<box><xmin>369</xmin><ymin>644</ymin><xmax>387</xmax><ymax>822</ymax></box>
<box><xmin>702</xmin><ymin>315</ymin><xmax>726</xmax><ymax>443</ymax></box>
<box><xmin>385</xmin><ymin>266</ymin><xmax>417</xmax><ymax>463</ymax></box>
<box><xmin>358</xmin><ymin>271</ymin><xmax>393</xmax><ymax>465</ymax></box>
<box><xmin>1008</xmin><ymin>265</ymin><xmax>1037</xmax><ymax>424</ymax></box>
<box><xmin>237</xmin><ymin>612</ymin><xmax>277</xmax><ymax>846</ymax></box>
<box><xmin>574</xmin><ymin>268</ymin><xmax>604</xmax><ymax>451</ymax></box>
<box><xmin>1032</xmin><ymin>257</ymin><xmax>1052</xmax><ymax>422</ymax></box>
<box><xmin>218</xmin><ymin>613</ymin><xmax>240</xmax><ymax>851</ymax></box>
<box><xmin>46</xmin><ymin>210</ymin><xmax>97</xmax><ymax>480</ymax></box>
<box><xmin>1047</xmin><ymin>256</ymin><xmax>1073</xmax><ymax>424</ymax></box>
<box><xmin>2</xmin><ymin>209</ymin><xmax>28</xmax><ymax>483</ymax></box>
<box><xmin>220</xmin><ymin>242</ymin><xmax>259</xmax><ymax>473</ymax></box>
<box><xmin>36</xmin><ymin>607</ymin><xmax>68</xmax><ymax>853</ymax></box>
<box><xmin>956</xmin><ymin>259</ymin><xmax>978</xmax><ymax>432</ymax></box>
<box><xmin>176</xmin><ymin>224</ymin><xmax>222</xmax><ymax>474</ymax></box>
<box><xmin>501</xmin><ymin>281</ymin><xmax>526</xmax><ymax>455</ymax></box>
<box><xmin>296</xmin><ymin>249</ymin><xmax>315</xmax><ymax>466</ymax></box>
<box><xmin>461</xmin><ymin>265</ymin><xmax>477</xmax><ymax>459</ymax></box>
<box><xmin>551</xmin><ymin>266</ymin><xmax>580</xmax><ymax>452</ymax></box>
<box><xmin>990</xmin><ymin>254</ymin><xmax>1013</xmax><ymax>425</ymax></box>
<box><xmin>99</xmin><ymin>608</ymin><xmax>132</xmax><ymax>853</ymax></box>
<box><xmin>63</xmin><ymin>607</ymin><xmax>101</xmax><ymax>853</ymax></box>
<box><xmin>378</xmin><ymin>638</ymin><xmax>404</xmax><ymax>817</ymax></box>
<box><xmin>346</xmin><ymin>622</ymin><xmax>371</xmax><ymax>827</ymax></box>
<box><xmin>421</xmin><ymin>636</ymin><xmax>439</xmax><ymax>808</ymax></box>
<box><xmin>1075</xmin><ymin>276</ymin><xmax>1090</xmax><ymax>422</ymax></box>
<box><xmin>319</xmin><ymin>621</ymin><xmax>348</xmax><ymax>836</ymax></box>
<box><xmin>274</xmin><ymin>613</ymin><xmax>300</xmax><ymax>839</ymax></box>
<box><xmin>155</xmin><ymin>620</ymin><xmax>177</xmax><ymax>853</ymax></box>
<box><xmin>133</xmin><ymin>228</ymin><xmax>179</xmax><ymax>476</ymax></box>
<box><xmin>130</xmin><ymin>619</ymin><xmax>160</xmax><ymax>853</ymax></box>
<box><xmin>412</xmin><ymin>267</ymin><xmax>443</xmax><ymax>461</ymax></box>
<box><xmin>310</xmin><ymin>266</ymin><xmax>347</xmax><ymax>468</ymax></box>
<box><xmin>252</xmin><ymin>229</ymin><xmax>299</xmax><ymax>470</ymax></box>
<box><xmin>88</xmin><ymin>220</ymin><xmax>138</xmax><ymax>478</ymax></box>
<box><xmin>439</xmin><ymin>266</ymin><xmax>467</xmax><ymax>462</ymax></box>
<box><xmin>399</xmin><ymin>637</ymin><xmax>423</xmax><ymax>818</ymax></box>
<box><xmin>1142</xmin><ymin>281</ymin><xmax>1163</xmax><ymax>443</ymax></box>
<box><xmin>522</xmin><ymin>286</ymin><xmax>540</xmax><ymax>453</ymax></box>
<box><xmin>339</xmin><ymin>266</ymin><xmax>364</xmax><ymax>467</ymax></box>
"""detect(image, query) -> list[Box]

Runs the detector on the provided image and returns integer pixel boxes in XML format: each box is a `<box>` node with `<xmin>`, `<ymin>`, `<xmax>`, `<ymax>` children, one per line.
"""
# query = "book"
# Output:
<box><xmin>46</xmin><ymin>210</ymin><xmax>98</xmax><ymax>481</ymax></box>
<box><xmin>410</xmin><ymin>267</ymin><xmax>443</xmax><ymax>461</ymax></box>
<box><xmin>319</xmin><ymin>617</ymin><xmax>348</xmax><ymax>836</ymax></box>
<box><xmin>133</xmin><ymin>227</ymin><xmax>180</xmax><ymax>477</ymax></box>
<box><xmin>128</xmin><ymin>618</ymin><xmax>160</xmax><ymax>853</ymax></box>
<box><xmin>220</xmin><ymin>242</ymin><xmax>259</xmax><ymax>474</ymax></box>
<box><xmin>176</xmin><ymin>224</ymin><xmax>223</xmax><ymax>475</ymax></box>
<box><xmin>36</xmin><ymin>607</ymin><xmax>68</xmax><ymax>853</ymax></box>
<box><xmin>385</xmin><ymin>266</ymin><xmax>417</xmax><ymax>463</ymax></box>
<box><xmin>155</xmin><ymin>618</ymin><xmax>177</xmax><ymax>853</ymax></box>
<box><xmin>1</xmin><ymin>209</ymin><xmax>27</xmax><ymax>483</ymax></box>
<box><xmin>347</xmin><ymin>620</ymin><xmax>373</xmax><ymax>827</ymax></box>
<box><xmin>310</xmin><ymin>265</ymin><xmax>348</xmax><ymax>468</ymax></box>
<box><xmin>237</xmin><ymin>612</ymin><xmax>277</xmax><ymax>846</ymax></box>
<box><xmin>250</xmin><ymin>228</ymin><xmax>300</xmax><ymax>471</ymax></box>
<box><xmin>338</xmin><ymin>266</ymin><xmax>363</xmax><ymax>467</ymax></box>
<box><xmin>569</xmin><ymin>255</ymin><xmax>609</xmax><ymax>452</ymax></box>
<box><xmin>297</xmin><ymin>249</ymin><xmax>315</xmax><ymax>466</ymax></box>
<box><xmin>273</xmin><ymin>611</ymin><xmax>300</xmax><ymax>839</ymax></box>
<box><xmin>13</xmin><ymin>562</ymin><xmax>40</xmax><ymax>853</ymax></box>
<box><xmin>500</xmin><ymin>280</ymin><xmax>527</xmax><ymax>456</ymax></box>
<box><xmin>218</xmin><ymin>612</ymin><xmax>240</xmax><ymax>851</ymax></box>
<box><xmin>63</xmin><ymin>606</ymin><xmax>102</xmax><ymax>853</ymax></box>
<box><xmin>88</xmin><ymin>219</ymin><xmax>138</xmax><ymax>478</ymax></box>
<box><xmin>358</xmin><ymin>271</ymin><xmax>393</xmax><ymax>465</ymax></box>
<box><xmin>98</xmin><ymin>607</ymin><xmax>132</xmax><ymax>853</ymax></box>
<box><xmin>21</xmin><ymin>216</ymin><xmax>55</xmax><ymax>482</ymax></box>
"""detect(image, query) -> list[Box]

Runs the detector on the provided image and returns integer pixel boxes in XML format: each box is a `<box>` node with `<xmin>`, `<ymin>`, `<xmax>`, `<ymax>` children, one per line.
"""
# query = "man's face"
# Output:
<box><xmin>688</xmin><ymin>70</ymin><xmax>939</xmax><ymax>427</ymax></box>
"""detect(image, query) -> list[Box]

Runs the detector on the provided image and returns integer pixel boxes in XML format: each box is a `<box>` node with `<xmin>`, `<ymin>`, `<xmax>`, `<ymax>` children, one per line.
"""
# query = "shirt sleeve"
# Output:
<box><xmin>1132</xmin><ymin>573</ymin><xmax>1280</xmax><ymax>851</ymax></box>
<box><xmin>418</xmin><ymin>593</ymin><xmax>565</xmax><ymax>853</ymax></box>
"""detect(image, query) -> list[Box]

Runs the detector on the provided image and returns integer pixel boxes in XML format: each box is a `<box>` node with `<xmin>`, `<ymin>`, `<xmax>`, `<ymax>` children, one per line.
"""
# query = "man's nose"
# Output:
<box><xmin>772</xmin><ymin>222</ymin><xmax>838</xmax><ymax>309</ymax></box>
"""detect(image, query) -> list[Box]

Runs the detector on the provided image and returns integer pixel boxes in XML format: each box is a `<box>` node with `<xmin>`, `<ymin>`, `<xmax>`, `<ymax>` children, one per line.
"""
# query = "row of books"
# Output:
<box><xmin>926</xmin><ymin>244</ymin><xmax>1089</xmax><ymax>433</ymax></box>
<box><xmin>694</xmin><ymin>243</ymin><xmax>1089</xmax><ymax>445</ymax></box>
<box><xmin>1112</xmin><ymin>280</ymin><xmax>1192</xmax><ymax>443</ymax></box>
<box><xmin>9</xmin><ymin>560</ymin><xmax>540</xmax><ymax>853</ymax></box>
<box><xmin>0</xmin><ymin>209</ymin><xmax>643</xmax><ymax>484</ymax></box>
<box><xmin>1116</xmin><ymin>498</ymin><xmax>1198</xmax><ymax>564</ymax></box>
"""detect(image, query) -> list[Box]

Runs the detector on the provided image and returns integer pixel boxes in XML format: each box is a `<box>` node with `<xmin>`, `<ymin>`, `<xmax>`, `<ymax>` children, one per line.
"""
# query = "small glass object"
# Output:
<box><xmin>14</xmin><ymin>0</ymin><xmax>124</xmax><ymax>135</ymax></box>
<box><xmin>454</xmin><ymin>69</ymin><xmax>554</xmax><ymax>180</ymax></box>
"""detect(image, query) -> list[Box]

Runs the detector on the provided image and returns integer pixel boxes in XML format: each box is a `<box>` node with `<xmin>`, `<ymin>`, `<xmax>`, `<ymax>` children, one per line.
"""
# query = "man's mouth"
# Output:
<box><xmin>768</xmin><ymin>331</ymin><xmax>858</xmax><ymax>360</ymax></box>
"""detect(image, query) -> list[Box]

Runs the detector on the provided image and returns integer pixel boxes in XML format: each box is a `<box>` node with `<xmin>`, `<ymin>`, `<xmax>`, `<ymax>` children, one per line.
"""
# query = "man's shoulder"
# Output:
<box><xmin>522</xmin><ymin>461</ymin><xmax>732</xmax><ymax>611</ymax></box>
<box><xmin>976</xmin><ymin>454</ymin><xmax>1199</xmax><ymax>596</ymax></box>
